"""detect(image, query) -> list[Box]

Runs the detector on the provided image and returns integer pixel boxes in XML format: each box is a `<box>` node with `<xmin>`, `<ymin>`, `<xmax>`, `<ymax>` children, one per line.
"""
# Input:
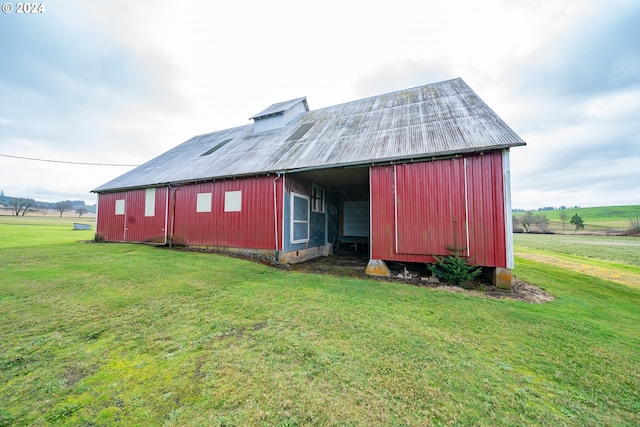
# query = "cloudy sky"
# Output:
<box><xmin>1</xmin><ymin>0</ymin><xmax>638</xmax><ymax>210</ymax></box>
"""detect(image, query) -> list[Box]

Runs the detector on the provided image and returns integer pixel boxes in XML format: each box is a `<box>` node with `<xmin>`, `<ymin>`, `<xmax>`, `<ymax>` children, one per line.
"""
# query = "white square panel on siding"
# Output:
<box><xmin>196</xmin><ymin>193</ymin><xmax>212</xmax><ymax>213</ymax></box>
<box><xmin>115</xmin><ymin>199</ymin><xmax>125</xmax><ymax>215</ymax></box>
<box><xmin>145</xmin><ymin>188</ymin><xmax>155</xmax><ymax>217</ymax></box>
<box><xmin>224</xmin><ymin>191</ymin><xmax>242</xmax><ymax>212</ymax></box>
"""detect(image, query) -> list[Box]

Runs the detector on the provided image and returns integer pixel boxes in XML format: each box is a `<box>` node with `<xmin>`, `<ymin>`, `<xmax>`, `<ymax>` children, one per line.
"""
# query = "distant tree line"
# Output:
<box><xmin>513</xmin><ymin>211</ymin><xmax>586</xmax><ymax>234</ymax></box>
<box><xmin>512</xmin><ymin>205</ymin><xmax>580</xmax><ymax>212</ymax></box>
<box><xmin>0</xmin><ymin>190</ymin><xmax>95</xmax><ymax>217</ymax></box>
<box><xmin>0</xmin><ymin>197</ymin><xmax>41</xmax><ymax>216</ymax></box>
<box><xmin>512</xmin><ymin>203</ymin><xmax>640</xmax><ymax>235</ymax></box>
<box><xmin>513</xmin><ymin>211</ymin><xmax>550</xmax><ymax>233</ymax></box>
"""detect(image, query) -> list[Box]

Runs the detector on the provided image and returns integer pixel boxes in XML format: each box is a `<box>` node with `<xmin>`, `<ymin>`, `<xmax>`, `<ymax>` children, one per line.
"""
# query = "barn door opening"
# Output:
<box><xmin>292</xmin><ymin>166</ymin><xmax>370</xmax><ymax>255</ymax></box>
<box><xmin>394</xmin><ymin>159</ymin><xmax>468</xmax><ymax>256</ymax></box>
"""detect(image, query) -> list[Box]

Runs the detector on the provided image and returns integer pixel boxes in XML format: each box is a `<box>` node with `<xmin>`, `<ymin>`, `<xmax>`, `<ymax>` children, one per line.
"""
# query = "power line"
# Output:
<box><xmin>0</xmin><ymin>153</ymin><xmax>139</xmax><ymax>167</ymax></box>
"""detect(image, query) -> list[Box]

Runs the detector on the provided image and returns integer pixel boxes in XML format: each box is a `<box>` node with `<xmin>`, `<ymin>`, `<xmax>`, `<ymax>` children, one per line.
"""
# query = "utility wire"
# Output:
<box><xmin>0</xmin><ymin>153</ymin><xmax>139</xmax><ymax>167</ymax></box>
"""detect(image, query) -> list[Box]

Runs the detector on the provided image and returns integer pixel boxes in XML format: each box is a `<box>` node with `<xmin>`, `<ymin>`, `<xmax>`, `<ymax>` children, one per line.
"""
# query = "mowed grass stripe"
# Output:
<box><xmin>513</xmin><ymin>233</ymin><xmax>640</xmax><ymax>267</ymax></box>
<box><xmin>515</xmin><ymin>248</ymin><xmax>640</xmax><ymax>288</ymax></box>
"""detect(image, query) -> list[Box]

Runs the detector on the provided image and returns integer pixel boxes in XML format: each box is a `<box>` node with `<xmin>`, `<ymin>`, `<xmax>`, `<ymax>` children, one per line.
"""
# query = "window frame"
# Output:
<box><xmin>290</xmin><ymin>192</ymin><xmax>310</xmax><ymax>244</ymax></box>
<box><xmin>311</xmin><ymin>184</ymin><xmax>325</xmax><ymax>213</ymax></box>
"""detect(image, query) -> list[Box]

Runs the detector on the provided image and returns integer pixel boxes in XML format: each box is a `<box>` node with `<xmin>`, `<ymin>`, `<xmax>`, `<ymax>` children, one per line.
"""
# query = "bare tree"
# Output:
<box><xmin>533</xmin><ymin>213</ymin><xmax>550</xmax><ymax>232</ymax></box>
<box><xmin>1</xmin><ymin>197</ymin><xmax>41</xmax><ymax>216</ymax></box>
<box><xmin>76</xmin><ymin>207</ymin><xmax>88</xmax><ymax>217</ymax></box>
<box><xmin>55</xmin><ymin>201</ymin><xmax>73</xmax><ymax>217</ymax></box>
<box><xmin>518</xmin><ymin>211</ymin><xmax>535</xmax><ymax>232</ymax></box>
<box><xmin>559</xmin><ymin>211</ymin><xmax>568</xmax><ymax>232</ymax></box>
<box><xmin>512</xmin><ymin>215</ymin><xmax>523</xmax><ymax>232</ymax></box>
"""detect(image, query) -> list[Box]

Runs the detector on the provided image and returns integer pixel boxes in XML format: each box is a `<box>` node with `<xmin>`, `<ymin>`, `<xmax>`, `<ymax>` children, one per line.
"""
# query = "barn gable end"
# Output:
<box><xmin>370</xmin><ymin>150</ymin><xmax>509</xmax><ymax>267</ymax></box>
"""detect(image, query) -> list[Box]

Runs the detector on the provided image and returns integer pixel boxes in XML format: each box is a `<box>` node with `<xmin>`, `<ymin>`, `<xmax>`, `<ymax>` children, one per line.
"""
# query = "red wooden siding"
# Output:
<box><xmin>125</xmin><ymin>188</ymin><xmax>168</xmax><ymax>243</ymax></box>
<box><xmin>395</xmin><ymin>159</ymin><xmax>467</xmax><ymax>256</ymax></box>
<box><xmin>465</xmin><ymin>151</ymin><xmax>507</xmax><ymax>267</ymax></box>
<box><xmin>370</xmin><ymin>165</ymin><xmax>397</xmax><ymax>261</ymax></box>
<box><xmin>172</xmin><ymin>175</ymin><xmax>281</xmax><ymax>249</ymax></box>
<box><xmin>96</xmin><ymin>188</ymin><xmax>168</xmax><ymax>243</ymax></box>
<box><xmin>370</xmin><ymin>150</ymin><xmax>507</xmax><ymax>267</ymax></box>
<box><xmin>96</xmin><ymin>192</ymin><xmax>126</xmax><ymax>241</ymax></box>
<box><xmin>286</xmin><ymin>174</ymin><xmax>311</xmax><ymax>195</ymax></box>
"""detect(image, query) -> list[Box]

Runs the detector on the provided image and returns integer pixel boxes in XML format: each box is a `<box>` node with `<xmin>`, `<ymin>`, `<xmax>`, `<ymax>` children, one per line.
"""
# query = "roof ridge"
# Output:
<box><xmin>308</xmin><ymin>77</ymin><xmax>466</xmax><ymax>113</ymax></box>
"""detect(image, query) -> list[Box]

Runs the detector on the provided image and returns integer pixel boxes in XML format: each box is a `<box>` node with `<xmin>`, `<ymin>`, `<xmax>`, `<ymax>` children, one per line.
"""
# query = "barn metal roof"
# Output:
<box><xmin>93</xmin><ymin>78</ymin><xmax>525</xmax><ymax>192</ymax></box>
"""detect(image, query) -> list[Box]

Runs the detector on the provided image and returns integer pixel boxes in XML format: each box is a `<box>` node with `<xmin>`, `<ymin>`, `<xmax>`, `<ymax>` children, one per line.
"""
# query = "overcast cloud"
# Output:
<box><xmin>0</xmin><ymin>0</ymin><xmax>638</xmax><ymax>210</ymax></box>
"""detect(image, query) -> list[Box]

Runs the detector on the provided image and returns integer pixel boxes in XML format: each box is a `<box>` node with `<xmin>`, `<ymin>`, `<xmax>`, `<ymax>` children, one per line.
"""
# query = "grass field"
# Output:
<box><xmin>0</xmin><ymin>215</ymin><xmax>94</xmax><ymax>248</ymax></box>
<box><xmin>1</xmin><ymin>216</ymin><xmax>639</xmax><ymax>426</ymax></box>
<box><xmin>513</xmin><ymin>233</ymin><xmax>640</xmax><ymax>289</ymax></box>
<box><xmin>514</xmin><ymin>233</ymin><xmax>640</xmax><ymax>267</ymax></box>
<box><xmin>513</xmin><ymin>205</ymin><xmax>640</xmax><ymax>233</ymax></box>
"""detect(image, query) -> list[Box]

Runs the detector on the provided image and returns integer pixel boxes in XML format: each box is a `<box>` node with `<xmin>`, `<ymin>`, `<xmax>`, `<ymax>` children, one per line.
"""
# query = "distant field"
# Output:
<box><xmin>0</xmin><ymin>209</ymin><xmax>95</xmax><ymax>220</ymax></box>
<box><xmin>513</xmin><ymin>233</ymin><xmax>640</xmax><ymax>288</ymax></box>
<box><xmin>513</xmin><ymin>233</ymin><xmax>640</xmax><ymax>268</ymax></box>
<box><xmin>0</xmin><ymin>215</ymin><xmax>94</xmax><ymax>248</ymax></box>
<box><xmin>1</xmin><ymin>216</ymin><xmax>639</xmax><ymax>426</ymax></box>
<box><xmin>514</xmin><ymin>205</ymin><xmax>640</xmax><ymax>233</ymax></box>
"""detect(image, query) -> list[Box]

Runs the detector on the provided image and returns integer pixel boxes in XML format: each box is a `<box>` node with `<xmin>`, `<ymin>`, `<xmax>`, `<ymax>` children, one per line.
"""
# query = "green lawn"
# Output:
<box><xmin>1</xmin><ymin>217</ymin><xmax>639</xmax><ymax>426</ymax></box>
<box><xmin>0</xmin><ymin>214</ymin><xmax>94</xmax><ymax>248</ymax></box>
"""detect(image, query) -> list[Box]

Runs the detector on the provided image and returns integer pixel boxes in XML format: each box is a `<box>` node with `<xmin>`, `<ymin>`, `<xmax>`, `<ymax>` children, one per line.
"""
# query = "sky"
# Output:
<box><xmin>0</xmin><ymin>0</ymin><xmax>638</xmax><ymax>210</ymax></box>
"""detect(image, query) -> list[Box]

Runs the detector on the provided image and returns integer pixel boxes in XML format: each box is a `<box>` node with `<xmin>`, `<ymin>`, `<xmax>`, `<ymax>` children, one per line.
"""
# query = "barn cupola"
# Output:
<box><xmin>250</xmin><ymin>97</ymin><xmax>309</xmax><ymax>134</ymax></box>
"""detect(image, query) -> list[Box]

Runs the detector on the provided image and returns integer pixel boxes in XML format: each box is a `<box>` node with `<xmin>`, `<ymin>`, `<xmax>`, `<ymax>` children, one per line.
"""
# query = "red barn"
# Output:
<box><xmin>93</xmin><ymin>78</ymin><xmax>525</xmax><ymax>287</ymax></box>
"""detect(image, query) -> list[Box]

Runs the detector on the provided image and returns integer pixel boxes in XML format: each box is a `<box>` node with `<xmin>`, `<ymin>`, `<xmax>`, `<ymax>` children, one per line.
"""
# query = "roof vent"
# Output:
<box><xmin>250</xmin><ymin>97</ymin><xmax>309</xmax><ymax>134</ymax></box>
<box><xmin>201</xmin><ymin>139</ymin><xmax>233</xmax><ymax>156</ymax></box>
<box><xmin>286</xmin><ymin>123</ymin><xmax>315</xmax><ymax>142</ymax></box>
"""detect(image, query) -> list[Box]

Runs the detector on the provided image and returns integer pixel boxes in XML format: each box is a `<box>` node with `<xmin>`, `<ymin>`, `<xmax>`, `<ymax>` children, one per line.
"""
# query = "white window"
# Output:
<box><xmin>115</xmin><ymin>199</ymin><xmax>125</xmax><ymax>215</ymax></box>
<box><xmin>145</xmin><ymin>188</ymin><xmax>155</xmax><ymax>217</ymax></box>
<box><xmin>224</xmin><ymin>190</ymin><xmax>242</xmax><ymax>212</ymax></box>
<box><xmin>196</xmin><ymin>192</ymin><xmax>212</xmax><ymax>213</ymax></box>
<box><xmin>291</xmin><ymin>193</ymin><xmax>310</xmax><ymax>244</ymax></box>
<box><xmin>312</xmin><ymin>184</ymin><xmax>325</xmax><ymax>213</ymax></box>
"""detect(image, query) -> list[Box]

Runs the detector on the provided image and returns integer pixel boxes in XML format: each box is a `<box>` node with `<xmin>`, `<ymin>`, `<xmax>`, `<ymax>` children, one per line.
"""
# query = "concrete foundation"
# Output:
<box><xmin>365</xmin><ymin>259</ymin><xmax>391</xmax><ymax>277</ymax></box>
<box><xmin>278</xmin><ymin>244</ymin><xmax>332</xmax><ymax>264</ymax></box>
<box><xmin>188</xmin><ymin>244</ymin><xmax>334</xmax><ymax>265</ymax></box>
<box><xmin>187</xmin><ymin>245</ymin><xmax>277</xmax><ymax>259</ymax></box>
<box><xmin>492</xmin><ymin>267</ymin><xmax>513</xmax><ymax>289</ymax></box>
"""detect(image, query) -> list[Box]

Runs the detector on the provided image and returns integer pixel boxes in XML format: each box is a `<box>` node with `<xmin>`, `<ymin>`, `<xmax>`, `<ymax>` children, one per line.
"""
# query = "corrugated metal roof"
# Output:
<box><xmin>93</xmin><ymin>78</ymin><xmax>525</xmax><ymax>192</ymax></box>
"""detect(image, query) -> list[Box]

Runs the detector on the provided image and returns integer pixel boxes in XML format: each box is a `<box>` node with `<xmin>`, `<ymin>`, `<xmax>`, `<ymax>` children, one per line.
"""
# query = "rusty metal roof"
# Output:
<box><xmin>93</xmin><ymin>78</ymin><xmax>525</xmax><ymax>192</ymax></box>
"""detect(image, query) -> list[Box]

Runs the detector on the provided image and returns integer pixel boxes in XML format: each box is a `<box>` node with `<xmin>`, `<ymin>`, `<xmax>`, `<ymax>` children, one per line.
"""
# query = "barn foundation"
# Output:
<box><xmin>491</xmin><ymin>267</ymin><xmax>513</xmax><ymax>289</ymax></box>
<box><xmin>278</xmin><ymin>244</ymin><xmax>332</xmax><ymax>264</ymax></box>
<box><xmin>365</xmin><ymin>259</ymin><xmax>391</xmax><ymax>277</ymax></box>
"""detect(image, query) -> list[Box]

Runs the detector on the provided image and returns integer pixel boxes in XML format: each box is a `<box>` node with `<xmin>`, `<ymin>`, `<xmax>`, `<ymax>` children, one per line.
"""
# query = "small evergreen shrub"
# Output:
<box><xmin>429</xmin><ymin>247</ymin><xmax>481</xmax><ymax>287</ymax></box>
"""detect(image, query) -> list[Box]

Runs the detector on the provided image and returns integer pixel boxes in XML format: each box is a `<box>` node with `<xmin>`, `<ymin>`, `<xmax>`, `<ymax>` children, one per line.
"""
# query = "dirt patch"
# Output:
<box><xmin>288</xmin><ymin>252</ymin><xmax>372</xmax><ymax>277</ymax></box>
<box><xmin>508</xmin><ymin>280</ymin><xmax>555</xmax><ymax>303</ymax></box>
<box><xmin>286</xmin><ymin>253</ymin><xmax>554</xmax><ymax>304</ymax></box>
<box><xmin>175</xmin><ymin>247</ymin><xmax>554</xmax><ymax>303</ymax></box>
